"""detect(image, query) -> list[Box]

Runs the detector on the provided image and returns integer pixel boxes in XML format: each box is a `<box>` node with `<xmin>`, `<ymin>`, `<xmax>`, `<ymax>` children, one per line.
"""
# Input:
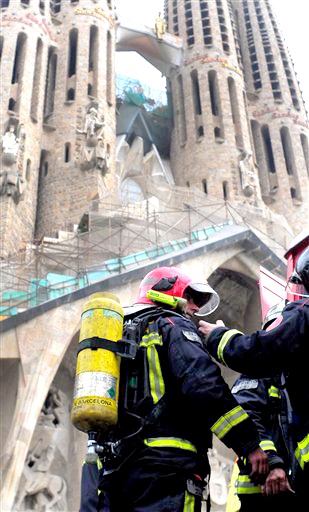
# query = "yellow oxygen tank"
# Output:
<box><xmin>71</xmin><ymin>292</ymin><xmax>124</xmax><ymax>434</ymax></box>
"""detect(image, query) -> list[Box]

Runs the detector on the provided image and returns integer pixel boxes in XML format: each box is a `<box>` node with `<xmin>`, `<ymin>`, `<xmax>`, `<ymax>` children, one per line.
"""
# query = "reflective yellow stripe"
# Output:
<box><xmin>183</xmin><ymin>490</ymin><xmax>195</xmax><ymax>511</ymax></box>
<box><xmin>217</xmin><ymin>329</ymin><xmax>243</xmax><ymax>365</ymax></box>
<box><xmin>268</xmin><ymin>386</ymin><xmax>280</xmax><ymax>399</ymax></box>
<box><xmin>144</xmin><ymin>437</ymin><xmax>197</xmax><ymax>453</ymax></box>
<box><xmin>211</xmin><ymin>406</ymin><xmax>249</xmax><ymax>440</ymax></box>
<box><xmin>260</xmin><ymin>439</ymin><xmax>277</xmax><ymax>452</ymax></box>
<box><xmin>140</xmin><ymin>328</ymin><xmax>165</xmax><ymax>404</ymax></box>
<box><xmin>82</xmin><ymin>458</ymin><xmax>103</xmax><ymax>469</ymax></box>
<box><xmin>295</xmin><ymin>433</ymin><xmax>309</xmax><ymax>470</ymax></box>
<box><xmin>237</xmin><ymin>475</ymin><xmax>261</xmax><ymax>495</ymax></box>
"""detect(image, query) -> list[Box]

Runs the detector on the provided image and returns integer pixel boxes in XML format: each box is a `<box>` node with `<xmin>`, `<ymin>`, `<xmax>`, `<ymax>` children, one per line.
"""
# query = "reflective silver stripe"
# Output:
<box><xmin>295</xmin><ymin>433</ymin><xmax>309</xmax><ymax>469</ymax></box>
<box><xmin>260</xmin><ymin>439</ymin><xmax>277</xmax><ymax>452</ymax></box>
<box><xmin>144</xmin><ymin>437</ymin><xmax>197</xmax><ymax>453</ymax></box>
<box><xmin>183</xmin><ymin>490</ymin><xmax>195</xmax><ymax>511</ymax></box>
<box><xmin>237</xmin><ymin>475</ymin><xmax>261</xmax><ymax>495</ymax></box>
<box><xmin>217</xmin><ymin>329</ymin><xmax>243</xmax><ymax>365</ymax></box>
<box><xmin>211</xmin><ymin>406</ymin><xmax>249</xmax><ymax>440</ymax></box>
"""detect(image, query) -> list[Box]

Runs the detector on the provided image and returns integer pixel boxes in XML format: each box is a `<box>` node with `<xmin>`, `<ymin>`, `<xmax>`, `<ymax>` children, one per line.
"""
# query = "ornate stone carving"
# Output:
<box><xmin>77</xmin><ymin>102</ymin><xmax>109</xmax><ymax>173</ymax></box>
<box><xmin>38</xmin><ymin>385</ymin><xmax>68</xmax><ymax>427</ymax></box>
<box><xmin>16</xmin><ymin>442</ymin><xmax>67</xmax><ymax>511</ymax></box>
<box><xmin>0</xmin><ymin>120</ymin><xmax>25</xmax><ymax>202</ymax></box>
<box><xmin>154</xmin><ymin>12</ymin><xmax>167</xmax><ymax>40</ymax></box>
<box><xmin>239</xmin><ymin>150</ymin><xmax>255</xmax><ymax>197</ymax></box>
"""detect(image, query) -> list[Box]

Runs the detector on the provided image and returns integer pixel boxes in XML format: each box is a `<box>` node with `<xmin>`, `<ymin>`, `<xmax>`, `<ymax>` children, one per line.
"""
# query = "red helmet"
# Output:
<box><xmin>285</xmin><ymin>231</ymin><xmax>309</xmax><ymax>300</ymax></box>
<box><xmin>136</xmin><ymin>266</ymin><xmax>220</xmax><ymax>314</ymax></box>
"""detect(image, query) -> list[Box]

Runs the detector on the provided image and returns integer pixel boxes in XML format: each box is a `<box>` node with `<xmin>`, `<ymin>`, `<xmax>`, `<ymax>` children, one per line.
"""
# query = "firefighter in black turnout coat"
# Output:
<box><xmin>81</xmin><ymin>266</ymin><xmax>268</xmax><ymax>512</ymax></box>
<box><xmin>199</xmin><ymin>245</ymin><xmax>309</xmax><ymax>501</ymax></box>
<box><xmin>231</xmin><ymin>303</ymin><xmax>299</xmax><ymax>511</ymax></box>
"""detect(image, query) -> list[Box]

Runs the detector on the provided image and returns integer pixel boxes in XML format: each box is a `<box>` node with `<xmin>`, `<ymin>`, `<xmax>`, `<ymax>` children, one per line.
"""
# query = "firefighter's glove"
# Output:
<box><xmin>261</xmin><ymin>468</ymin><xmax>295</xmax><ymax>496</ymax></box>
<box><xmin>198</xmin><ymin>319</ymin><xmax>225</xmax><ymax>341</ymax></box>
<box><xmin>247</xmin><ymin>447</ymin><xmax>269</xmax><ymax>485</ymax></box>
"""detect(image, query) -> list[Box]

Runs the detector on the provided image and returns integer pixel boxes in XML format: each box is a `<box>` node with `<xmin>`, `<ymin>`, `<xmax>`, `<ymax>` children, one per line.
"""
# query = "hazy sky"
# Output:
<box><xmin>115</xmin><ymin>0</ymin><xmax>309</xmax><ymax>108</ymax></box>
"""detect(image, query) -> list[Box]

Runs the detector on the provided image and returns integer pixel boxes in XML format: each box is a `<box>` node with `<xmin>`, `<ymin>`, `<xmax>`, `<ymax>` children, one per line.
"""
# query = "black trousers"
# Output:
<box><xmin>239</xmin><ymin>492</ymin><xmax>300</xmax><ymax>512</ymax></box>
<box><xmin>98</xmin><ymin>447</ymin><xmax>207</xmax><ymax>512</ymax></box>
<box><xmin>80</xmin><ymin>462</ymin><xmax>100</xmax><ymax>512</ymax></box>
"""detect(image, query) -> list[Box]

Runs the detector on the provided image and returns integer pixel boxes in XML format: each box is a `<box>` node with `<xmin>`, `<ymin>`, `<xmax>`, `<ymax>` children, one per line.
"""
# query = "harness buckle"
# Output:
<box><xmin>116</xmin><ymin>338</ymin><xmax>138</xmax><ymax>359</ymax></box>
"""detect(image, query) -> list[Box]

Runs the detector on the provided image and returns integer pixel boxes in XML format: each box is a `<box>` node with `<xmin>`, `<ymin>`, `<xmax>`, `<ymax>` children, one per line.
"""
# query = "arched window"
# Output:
<box><xmin>66</xmin><ymin>29</ymin><xmax>78</xmax><ymax>102</ymax></box>
<box><xmin>25</xmin><ymin>159</ymin><xmax>31</xmax><ymax>181</ymax></box>
<box><xmin>208</xmin><ymin>71</ymin><xmax>219</xmax><ymax>116</ymax></box>
<box><xmin>88</xmin><ymin>26</ymin><xmax>98</xmax><ymax>98</ymax></box>
<box><xmin>177</xmin><ymin>74</ymin><xmax>187</xmax><ymax>144</ymax></box>
<box><xmin>208</xmin><ymin>70</ymin><xmax>224</xmax><ymax>140</ymax></box>
<box><xmin>9</xmin><ymin>32</ymin><xmax>27</xmax><ymax>113</ymax></box>
<box><xmin>39</xmin><ymin>1</ymin><xmax>45</xmax><ymax>14</ymax></box>
<box><xmin>280</xmin><ymin>127</ymin><xmax>296</xmax><ymax>176</ymax></box>
<box><xmin>300</xmin><ymin>134</ymin><xmax>309</xmax><ymax>176</ymax></box>
<box><xmin>64</xmin><ymin>143</ymin><xmax>71</xmax><ymax>162</ymax></box>
<box><xmin>68</xmin><ymin>29</ymin><xmax>78</xmax><ymax>78</ymax></box>
<box><xmin>31</xmin><ymin>38</ymin><xmax>43</xmax><ymax>121</ymax></box>
<box><xmin>106</xmin><ymin>31</ymin><xmax>112</xmax><ymax>105</ymax></box>
<box><xmin>228</xmin><ymin>77</ymin><xmax>243</xmax><ymax>147</ymax></box>
<box><xmin>191</xmin><ymin>70</ymin><xmax>203</xmax><ymax>138</ymax></box>
<box><xmin>0</xmin><ymin>1</ymin><xmax>10</xmax><ymax>7</ymax></box>
<box><xmin>222</xmin><ymin>181</ymin><xmax>229</xmax><ymax>200</ymax></box>
<box><xmin>0</xmin><ymin>36</ymin><xmax>3</xmax><ymax>63</ymax></box>
<box><xmin>251</xmin><ymin>119</ymin><xmax>268</xmax><ymax>195</ymax></box>
<box><xmin>202</xmin><ymin>179</ymin><xmax>208</xmax><ymax>194</ymax></box>
<box><xmin>261</xmin><ymin>125</ymin><xmax>276</xmax><ymax>173</ymax></box>
<box><xmin>43</xmin><ymin>47</ymin><xmax>57</xmax><ymax>120</ymax></box>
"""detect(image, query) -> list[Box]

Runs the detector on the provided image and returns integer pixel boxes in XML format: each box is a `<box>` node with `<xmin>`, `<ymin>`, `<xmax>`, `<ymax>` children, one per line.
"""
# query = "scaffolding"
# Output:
<box><xmin>0</xmin><ymin>195</ymin><xmax>289</xmax><ymax>318</ymax></box>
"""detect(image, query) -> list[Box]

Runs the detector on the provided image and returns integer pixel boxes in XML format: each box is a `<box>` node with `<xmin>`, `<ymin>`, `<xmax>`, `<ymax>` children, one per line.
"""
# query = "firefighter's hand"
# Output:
<box><xmin>261</xmin><ymin>468</ymin><xmax>294</xmax><ymax>496</ymax></box>
<box><xmin>198</xmin><ymin>320</ymin><xmax>225</xmax><ymax>339</ymax></box>
<box><xmin>247</xmin><ymin>448</ymin><xmax>269</xmax><ymax>484</ymax></box>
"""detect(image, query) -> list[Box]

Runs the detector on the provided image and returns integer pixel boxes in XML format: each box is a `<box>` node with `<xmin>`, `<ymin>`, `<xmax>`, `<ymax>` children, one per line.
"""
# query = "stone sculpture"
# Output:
<box><xmin>155</xmin><ymin>12</ymin><xmax>167</xmax><ymax>40</ymax></box>
<box><xmin>77</xmin><ymin>104</ymin><xmax>108</xmax><ymax>172</ymax></box>
<box><xmin>239</xmin><ymin>150</ymin><xmax>255</xmax><ymax>197</ymax></box>
<box><xmin>16</xmin><ymin>442</ymin><xmax>67</xmax><ymax>511</ymax></box>
<box><xmin>38</xmin><ymin>385</ymin><xmax>67</xmax><ymax>427</ymax></box>
<box><xmin>0</xmin><ymin>122</ymin><xmax>25</xmax><ymax>202</ymax></box>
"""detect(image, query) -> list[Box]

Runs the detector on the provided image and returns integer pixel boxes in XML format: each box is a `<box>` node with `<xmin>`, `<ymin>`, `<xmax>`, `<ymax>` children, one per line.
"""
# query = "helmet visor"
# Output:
<box><xmin>286</xmin><ymin>281</ymin><xmax>309</xmax><ymax>298</ymax></box>
<box><xmin>185</xmin><ymin>283</ymin><xmax>220</xmax><ymax>316</ymax></box>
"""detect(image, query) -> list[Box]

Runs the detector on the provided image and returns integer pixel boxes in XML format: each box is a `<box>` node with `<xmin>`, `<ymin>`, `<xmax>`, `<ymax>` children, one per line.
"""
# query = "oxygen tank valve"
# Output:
<box><xmin>85</xmin><ymin>431</ymin><xmax>102</xmax><ymax>463</ymax></box>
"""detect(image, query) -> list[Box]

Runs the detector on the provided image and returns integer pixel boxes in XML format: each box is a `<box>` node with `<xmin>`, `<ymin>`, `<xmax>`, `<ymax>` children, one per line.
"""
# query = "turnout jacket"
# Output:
<box><xmin>206</xmin><ymin>299</ymin><xmax>309</xmax><ymax>474</ymax></box>
<box><xmin>81</xmin><ymin>307</ymin><xmax>262</xmax><ymax>512</ymax></box>
<box><xmin>115</xmin><ymin>307</ymin><xmax>261</xmax><ymax>460</ymax></box>
<box><xmin>231</xmin><ymin>375</ymin><xmax>297</xmax><ymax>495</ymax></box>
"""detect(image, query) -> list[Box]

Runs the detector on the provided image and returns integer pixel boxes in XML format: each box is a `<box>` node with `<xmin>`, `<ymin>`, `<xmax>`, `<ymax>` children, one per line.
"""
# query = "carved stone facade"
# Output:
<box><xmin>166</xmin><ymin>0</ymin><xmax>308</xmax><ymax>227</ymax></box>
<box><xmin>0</xmin><ymin>0</ymin><xmax>308</xmax><ymax>258</ymax></box>
<box><xmin>0</xmin><ymin>0</ymin><xmax>117</xmax><ymax>255</ymax></box>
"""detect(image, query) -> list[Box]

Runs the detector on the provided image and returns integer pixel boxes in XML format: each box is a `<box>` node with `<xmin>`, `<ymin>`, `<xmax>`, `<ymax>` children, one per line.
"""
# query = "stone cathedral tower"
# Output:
<box><xmin>0</xmin><ymin>0</ymin><xmax>308</xmax><ymax>258</ymax></box>
<box><xmin>0</xmin><ymin>0</ymin><xmax>116</xmax><ymax>255</ymax></box>
<box><xmin>165</xmin><ymin>0</ymin><xmax>308</xmax><ymax>227</ymax></box>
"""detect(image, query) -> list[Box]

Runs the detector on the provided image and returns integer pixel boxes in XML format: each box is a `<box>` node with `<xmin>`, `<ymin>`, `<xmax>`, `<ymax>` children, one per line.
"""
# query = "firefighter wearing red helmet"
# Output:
<box><xmin>93</xmin><ymin>266</ymin><xmax>267</xmax><ymax>512</ymax></box>
<box><xmin>199</xmin><ymin>236</ymin><xmax>309</xmax><ymax>501</ymax></box>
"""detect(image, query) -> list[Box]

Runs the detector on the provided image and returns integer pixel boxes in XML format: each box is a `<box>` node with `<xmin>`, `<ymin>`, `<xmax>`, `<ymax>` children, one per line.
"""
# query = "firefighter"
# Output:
<box><xmin>231</xmin><ymin>302</ymin><xmax>299</xmax><ymax>512</ymax></box>
<box><xmin>94</xmin><ymin>266</ymin><xmax>267</xmax><ymax>512</ymax></box>
<box><xmin>199</xmin><ymin>243</ymin><xmax>309</xmax><ymax>500</ymax></box>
